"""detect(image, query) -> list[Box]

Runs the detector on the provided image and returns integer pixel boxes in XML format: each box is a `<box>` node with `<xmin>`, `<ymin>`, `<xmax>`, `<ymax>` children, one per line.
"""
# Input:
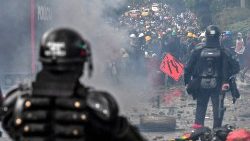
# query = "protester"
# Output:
<box><xmin>116</xmin><ymin>1</ymin><xmax>201</xmax><ymax>88</ymax></box>
<box><xmin>235</xmin><ymin>32</ymin><xmax>245</xmax><ymax>69</ymax></box>
<box><xmin>240</xmin><ymin>31</ymin><xmax>250</xmax><ymax>82</ymax></box>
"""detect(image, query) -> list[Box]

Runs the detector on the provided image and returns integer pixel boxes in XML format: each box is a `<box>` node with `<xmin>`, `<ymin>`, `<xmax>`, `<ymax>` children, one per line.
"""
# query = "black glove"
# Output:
<box><xmin>186</xmin><ymin>78</ymin><xmax>200</xmax><ymax>100</ymax></box>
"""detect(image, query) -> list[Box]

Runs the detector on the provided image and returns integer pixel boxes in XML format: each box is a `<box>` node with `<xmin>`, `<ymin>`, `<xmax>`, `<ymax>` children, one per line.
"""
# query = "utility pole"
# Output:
<box><xmin>241</xmin><ymin>0</ymin><xmax>246</xmax><ymax>8</ymax></box>
<box><xmin>30</xmin><ymin>0</ymin><xmax>36</xmax><ymax>74</ymax></box>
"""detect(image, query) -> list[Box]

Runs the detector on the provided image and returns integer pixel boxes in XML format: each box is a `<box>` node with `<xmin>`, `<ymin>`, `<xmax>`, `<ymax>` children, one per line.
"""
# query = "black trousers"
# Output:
<box><xmin>195</xmin><ymin>88</ymin><xmax>225</xmax><ymax>128</ymax></box>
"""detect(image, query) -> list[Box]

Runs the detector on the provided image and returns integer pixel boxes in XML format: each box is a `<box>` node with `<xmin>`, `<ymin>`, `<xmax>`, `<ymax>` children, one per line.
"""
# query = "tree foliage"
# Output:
<box><xmin>184</xmin><ymin>0</ymin><xmax>196</xmax><ymax>11</ymax></box>
<box><xmin>183</xmin><ymin>0</ymin><xmax>247</xmax><ymax>30</ymax></box>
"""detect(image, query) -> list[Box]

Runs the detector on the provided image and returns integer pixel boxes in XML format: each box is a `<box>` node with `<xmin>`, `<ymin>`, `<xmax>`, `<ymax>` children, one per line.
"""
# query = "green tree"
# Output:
<box><xmin>184</xmin><ymin>0</ymin><xmax>196</xmax><ymax>11</ymax></box>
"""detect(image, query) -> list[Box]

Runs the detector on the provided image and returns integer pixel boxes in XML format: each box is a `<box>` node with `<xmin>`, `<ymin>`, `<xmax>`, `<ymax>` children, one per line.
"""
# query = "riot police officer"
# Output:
<box><xmin>184</xmin><ymin>25</ymin><xmax>240</xmax><ymax>129</ymax></box>
<box><xmin>2</xmin><ymin>28</ymin><xmax>146</xmax><ymax>141</ymax></box>
<box><xmin>221</xmin><ymin>31</ymin><xmax>234</xmax><ymax>54</ymax></box>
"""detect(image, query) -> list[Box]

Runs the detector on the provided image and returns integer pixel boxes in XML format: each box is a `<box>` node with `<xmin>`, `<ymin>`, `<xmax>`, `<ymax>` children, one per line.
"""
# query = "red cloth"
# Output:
<box><xmin>192</xmin><ymin>123</ymin><xmax>203</xmax><ymax>129</ymax></box>
<box><xmin>226</xmin><ymin>129</ymin><xmax>250</xmax><ymax>141</ymax></box>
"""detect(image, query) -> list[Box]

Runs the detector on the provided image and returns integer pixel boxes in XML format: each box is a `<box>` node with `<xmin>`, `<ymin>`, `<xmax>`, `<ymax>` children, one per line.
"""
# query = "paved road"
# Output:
<box><xmin>1</xmin><ymin>76</ymin><xmax>250</xmax><ymax>141</ymax></box>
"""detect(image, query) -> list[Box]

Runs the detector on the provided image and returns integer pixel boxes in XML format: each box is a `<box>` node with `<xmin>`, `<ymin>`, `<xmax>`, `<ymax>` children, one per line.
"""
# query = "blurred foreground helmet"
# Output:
<box><xmin>205</xmin><ymin>25</ymin><xmax>221</xmax><ymax>38</ymax></box>
<box><xmin>40</xmin><ymin>28</ymin><xmax>93</xmax><ymax>75</ymax></box>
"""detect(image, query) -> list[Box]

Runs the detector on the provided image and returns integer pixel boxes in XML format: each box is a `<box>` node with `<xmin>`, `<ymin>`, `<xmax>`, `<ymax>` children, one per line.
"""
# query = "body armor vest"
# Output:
<box><xmin>199</xmin><ymin>48</ymin><xmax>221</xmax><ymax>89</ymax></box>
<box><xmin>2</xmin><ymin>81</ymin><xmax>116</xmax><ymax>141</ymax></box>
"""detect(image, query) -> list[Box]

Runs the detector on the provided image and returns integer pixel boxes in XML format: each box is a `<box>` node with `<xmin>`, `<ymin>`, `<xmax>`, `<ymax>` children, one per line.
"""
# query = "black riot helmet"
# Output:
<box><xmin>40</xmin><ymin>28</ymin><xmax>93</xmax><ymax>76</ymax></box>
<box><xmin>205</xmin><ymin>25</ymin><xmax>221</xmax><ymax>47</ymax></box>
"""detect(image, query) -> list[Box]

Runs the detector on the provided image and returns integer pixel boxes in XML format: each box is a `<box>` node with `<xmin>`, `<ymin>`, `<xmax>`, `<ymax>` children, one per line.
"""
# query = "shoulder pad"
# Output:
<box><xmin>87</xmin><ymin>90</ymin><xmax>118</xmax><ymax>121</ymax></box>
<box><xmin>85</xmin><ymin>86</ymin><xmax>95</xmax><ymax>93</ymax></box>
<box><xmin>5</xmin><ymin>82</ymin><xmax>32</xmax><ymax>96</ymax></box>
<box><xmin>4</xmin><ymin>82</ymin><xmax>32</xmax><ymax>107</ymax></box>
<box><xmin>88</xmin><ymin>90</ymin><xmax>116</xmax><ymax>103</ymax></box>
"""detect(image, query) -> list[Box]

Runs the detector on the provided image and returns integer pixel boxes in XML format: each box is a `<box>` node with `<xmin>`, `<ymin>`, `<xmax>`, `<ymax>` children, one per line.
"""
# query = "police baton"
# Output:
<box><xmin>229</xmin><ymin>76</ymin><xmax>240</xmax><ymax>104</ymax></box>
<box><xmin>218</xmin><ymin>85</ymin><xmax>229</xmax><ymax>119</ymax></box>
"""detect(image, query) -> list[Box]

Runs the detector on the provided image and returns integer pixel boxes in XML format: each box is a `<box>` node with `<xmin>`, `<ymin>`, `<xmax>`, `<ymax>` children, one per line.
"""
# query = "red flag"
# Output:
<box><xmin>160</xmin><ymin>53</ymin><xmax>184</xmax><ymax>81</ymax></box>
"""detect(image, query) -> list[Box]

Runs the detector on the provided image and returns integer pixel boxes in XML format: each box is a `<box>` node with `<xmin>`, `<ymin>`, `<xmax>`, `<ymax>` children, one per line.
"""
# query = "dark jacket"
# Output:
<box><xmin>161</xmin><ymin>36</ymin><xmax>181</xmax><ymax>59</ymax></box>
<box><xmin>2</xmin><ymin>70</ymin><xmax>146</xmax><ymax>141</ymax></box>
<box><xmin>184</xmin><ymin>46</ymin><xmax>239</xmax><ymax>86</ymax></box>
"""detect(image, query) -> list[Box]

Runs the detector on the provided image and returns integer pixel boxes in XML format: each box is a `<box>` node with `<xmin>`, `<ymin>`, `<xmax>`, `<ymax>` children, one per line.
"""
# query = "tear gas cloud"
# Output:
<box><xmin>0</xmin><ymin>1</ymin><xmax>31</xmax><ymax>74</ymax></box>
<box><xmin>0</xmin><ymin>1</ymin><xmax>157</xmax><ymax>111</ymax></box>
<box><xmin>0</xmin><ymin>1</ymin><xmax>35</xmax><ymax>92</ymax></box>
<box><xmin>49</xmin><ymin>0</ymin><xmax>153</xmax><ymax>113</ymax></box>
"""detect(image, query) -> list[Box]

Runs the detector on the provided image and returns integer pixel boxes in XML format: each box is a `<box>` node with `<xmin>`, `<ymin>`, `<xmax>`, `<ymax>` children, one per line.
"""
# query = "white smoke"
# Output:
<box><xmin>50</xmin><ymin>0</ymin><xmax>127</xmax><ymax>58</ymax></box>
<box><xmin>0</xmin><ymin>0</ymin><xmax>153</xmax><ymax>113</ymax></box>
<box><xmin>0</xmin><ymin>1</ymin><xmax>31</xmax><ymax>74</ymax></box>
<box><xmin>49</xmin><ymin>0</ymin><xmax>153</xmax><ymax>113</ymax></box>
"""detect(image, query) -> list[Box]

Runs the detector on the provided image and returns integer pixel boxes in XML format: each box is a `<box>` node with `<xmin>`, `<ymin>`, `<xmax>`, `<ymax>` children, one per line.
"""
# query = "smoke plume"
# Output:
<box><xmin>49</xmin><ymin>0</ymin><xmax>152</xmax><ymax>113</ymax></box>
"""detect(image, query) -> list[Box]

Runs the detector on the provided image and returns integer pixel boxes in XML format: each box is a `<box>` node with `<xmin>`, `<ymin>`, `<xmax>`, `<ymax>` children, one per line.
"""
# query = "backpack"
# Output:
<box><xmin>198</xmin><ymin>47</ymin><xmax>222</xmax><ymax>89</ymax></box>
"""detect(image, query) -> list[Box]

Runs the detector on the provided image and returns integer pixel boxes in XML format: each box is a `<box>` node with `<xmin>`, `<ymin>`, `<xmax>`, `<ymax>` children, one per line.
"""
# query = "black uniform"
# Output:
<box><xmin>184</xmin><ymin>25</ymin><xmax>240</xmax><ymax>128</ymax></box>
<box><xmin>2</xmin><ymin>28</ymin><xmax>145</xmax><ymax>141</ymax></box>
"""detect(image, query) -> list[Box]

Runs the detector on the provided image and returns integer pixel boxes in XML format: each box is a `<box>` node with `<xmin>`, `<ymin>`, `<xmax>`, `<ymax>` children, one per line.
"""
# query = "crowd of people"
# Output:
<box><xmin>121</xmin><ymin>3</ymin><xmax>201</xmax><ymax>64</ymax></box>
<box><xmin>107</xmin><ymin>1</ymin><xmax>202</xmax><ymax>89</ymax></box>
<box><xmin>1</xmin><ymin>26</ymin><xmax>249</xmax><ymax>141</ymax></box>
<box><xmin>1</xmin><ymin>1</ymin><xmax>250</xmax><ymax>141</ymax></box>
<box><xmin>105</xmin><ymin>1</ymin><xmax>250</xmax><ymax>90</ymax></box>
<box><xmin>221</xmin><ymin>31</ymin><xmax>250</xmax><ymax>82</ymax></box>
